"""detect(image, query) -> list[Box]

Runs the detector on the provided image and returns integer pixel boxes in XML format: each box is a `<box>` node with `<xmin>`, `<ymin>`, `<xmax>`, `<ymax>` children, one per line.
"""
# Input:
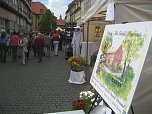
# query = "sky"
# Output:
<box><xmin>33</xmin><ymin>0</ymin><xmax>73</xmax><ymax>19</ymax></box>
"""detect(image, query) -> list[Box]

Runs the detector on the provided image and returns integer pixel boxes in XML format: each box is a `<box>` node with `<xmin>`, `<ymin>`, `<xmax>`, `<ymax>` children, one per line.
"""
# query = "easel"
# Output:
<box><xmin>88</xmin><ymin>93</ymin><xmax>135</xmax><ymax>114</ymax></box>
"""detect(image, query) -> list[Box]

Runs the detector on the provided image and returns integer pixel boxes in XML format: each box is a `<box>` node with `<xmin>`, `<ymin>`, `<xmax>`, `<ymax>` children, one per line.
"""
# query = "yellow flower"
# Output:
<box><xmin>68</xmin><ymin>55</ymin><xmax>86</xmax><ymax>71</ymax></box>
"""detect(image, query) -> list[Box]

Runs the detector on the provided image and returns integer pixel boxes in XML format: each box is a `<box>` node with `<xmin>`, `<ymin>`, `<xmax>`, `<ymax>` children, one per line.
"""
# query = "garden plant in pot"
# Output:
<box><xmin>68</xmin><ymin>55</ymin><xmax>86</xmax><ymax>72</ymax></box>
<box><xmin>71</xmin><ymin>91</ymin><xmax>102</xmax><ymax>113</ymax></box>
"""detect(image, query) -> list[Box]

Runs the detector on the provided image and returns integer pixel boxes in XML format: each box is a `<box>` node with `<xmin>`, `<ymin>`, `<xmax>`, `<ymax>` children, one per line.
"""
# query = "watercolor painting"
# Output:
<box><xmin>90</xmin><ymin>22</ymin><xmax>152</xmax><ymax>114</ymax></box>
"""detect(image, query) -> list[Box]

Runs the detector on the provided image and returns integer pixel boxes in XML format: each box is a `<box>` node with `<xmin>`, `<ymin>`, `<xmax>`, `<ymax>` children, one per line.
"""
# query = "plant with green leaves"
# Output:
<box><xmin>39</xmin><ymin>9</ymin><xmax>56</xmax><ymax>32</ymax></box>
<box><xmin>102</xmin><ymin>34</ymin><xmax>113</xmax><ymax>54</ymax></box>
<box><xmin>122</xmin><ymin>31</ymin><xmax>145</xmax><ymax>79</ymax></box>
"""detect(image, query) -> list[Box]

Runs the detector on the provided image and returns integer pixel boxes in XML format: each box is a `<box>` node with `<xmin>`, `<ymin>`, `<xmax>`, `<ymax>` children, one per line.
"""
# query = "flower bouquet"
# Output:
<box><xmin>68</xmin><ymin>55</ymin><xmax>86</xmax><ymax>72</ymax></box>
<box><xmin>72</xmin><ymin>99</ymin><xmax>85</xmax><ymax>110</ymax></box>
<box><xmin>72</xmin><ymin>91</ymin><xmax>96</xmax><ymax>113</ymax></box>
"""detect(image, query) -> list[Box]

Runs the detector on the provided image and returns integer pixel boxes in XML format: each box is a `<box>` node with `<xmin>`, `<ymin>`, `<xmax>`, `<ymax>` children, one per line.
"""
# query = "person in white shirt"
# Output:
<box><xmin>18</xmin><ymin>33</ymin><xmax>28</xmax><ymax>64</ymax></box>
<box><xmin>71</xmin><ymin>26</ymin><xmax>83</xmax><ymax>55</ymax></box>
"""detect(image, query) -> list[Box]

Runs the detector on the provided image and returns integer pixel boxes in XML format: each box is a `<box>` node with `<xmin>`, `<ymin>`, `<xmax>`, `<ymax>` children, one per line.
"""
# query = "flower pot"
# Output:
<box><xmin>71</xmin><ymin>65</ymin><xmax>85</xmax><ymax>72</ymax></box>
<box><xmin>68</xmin><ymin>70</ymin><xmax>86</xmax><ymax>84</ymax></box>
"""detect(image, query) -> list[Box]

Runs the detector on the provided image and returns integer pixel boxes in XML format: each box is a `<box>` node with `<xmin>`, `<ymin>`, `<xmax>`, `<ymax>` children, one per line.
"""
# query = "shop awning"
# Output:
<box><xmin>82</xmin><ymin>0</ymin><xmax>152</xmax><ymax>23</ymax></box>
<box><xmin>81</xmin><ymin>0</ymin><xmax>111</xmax><ymax>23</ymax></box>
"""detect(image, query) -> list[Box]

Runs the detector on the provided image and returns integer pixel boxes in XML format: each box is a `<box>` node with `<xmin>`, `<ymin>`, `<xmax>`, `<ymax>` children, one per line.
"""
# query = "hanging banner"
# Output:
<box><xmin>90</xmin><ymin>22</ymin><xmax>152</xmax><ymax>114</ymax></box>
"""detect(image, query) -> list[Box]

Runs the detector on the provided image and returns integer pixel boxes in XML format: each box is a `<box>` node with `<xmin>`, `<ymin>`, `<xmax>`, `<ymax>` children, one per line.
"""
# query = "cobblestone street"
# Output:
<box><xmin>0</xmin><ymin>50</ymin><xmax>91</xmax><ymax>114</ymax></box>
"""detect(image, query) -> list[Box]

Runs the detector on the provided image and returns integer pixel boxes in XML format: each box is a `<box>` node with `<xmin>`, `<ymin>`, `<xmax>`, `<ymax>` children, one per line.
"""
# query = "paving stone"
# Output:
<box><xmin>0</xmin><ymin>50</ymin><xmax>92</xmax><ymax>113</ymax></box>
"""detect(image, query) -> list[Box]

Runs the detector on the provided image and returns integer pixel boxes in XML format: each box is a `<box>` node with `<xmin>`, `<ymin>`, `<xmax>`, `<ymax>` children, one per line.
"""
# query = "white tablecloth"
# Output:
<box><xmin>68</xmin><ymin>70</ymin><xmax>86</xmax><ymax>84</ymax></box>
<box><xmin>81</xmin><ymin>42</ymin><xmax>98</xmax><ymax>65</ymax></box>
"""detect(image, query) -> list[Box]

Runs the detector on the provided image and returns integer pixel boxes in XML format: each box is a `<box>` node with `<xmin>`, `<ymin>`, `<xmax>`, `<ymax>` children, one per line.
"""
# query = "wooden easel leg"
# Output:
<box><xmin>131</xmin><ymin>105</ymin><xmax>134</xmax><ymax>114</ymax></box>
<box><xmin>88</xmin><ymin>94</ymin><xmax>99</xmax><ymax>114</ymax></box>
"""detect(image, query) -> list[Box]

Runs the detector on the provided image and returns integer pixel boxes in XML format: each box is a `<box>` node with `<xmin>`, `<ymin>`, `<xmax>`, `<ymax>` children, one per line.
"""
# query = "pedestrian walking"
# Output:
<box><xmin>18</xmin><ymin>33</ymin><xmax>28</xmax><ymax>64</ymax></box>
<box><xmin>35</xmin><ymin>33</ymin><xmax>44</xmax><ymax>63</ymax></box>
<box><xmin>10</xmin><ymin>32</ymin><xmax>19</xmax><ymax>62</ymax></box>
<box><xmin>58</xmin><ymin>30</ymin><xmax>64</xmax><ymax>51</ymax></box>
<box><xmin>0</xmin><ymin>29</ymin><xmax>8</xmax><ymax>63</ymax></box>
<box><xmin>50</xmin><ymin>30</ymin><xmax>54</xmax><ymax>51</ymax></box>
<box><xmin>25</xmin><ymin>32</ymin><xmax>30</xmax><ymax>60</ymax></box>
<box><xmin>44</xmin><ymin>32</ymin><xmax>51</xmax><ymax>57</ymax></box>
<box><xmin>7</xmin><ymin>30</ymin><xmax>13</xmax><ymax>56</ymax></box>
<box><xmin>52</xmin><ymin>30</ymin><xmax>60</xmax><ymax>56</ymax></box>
<box><xmin>31</xmin><ymin>32</ymin><xmax>37</xmax><ymax>57</ymax></box>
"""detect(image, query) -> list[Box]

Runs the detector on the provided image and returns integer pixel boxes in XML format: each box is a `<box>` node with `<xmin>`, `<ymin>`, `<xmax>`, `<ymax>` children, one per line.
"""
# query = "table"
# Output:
<box><xmin>68</xmin><ymin>70</ymin><xmax>86</xmax><ymax>84</ymax></box>
<box><xmin>81</xmin><ymin>42</ymin><xmax>98</xmax><ymax>65</ymax></box>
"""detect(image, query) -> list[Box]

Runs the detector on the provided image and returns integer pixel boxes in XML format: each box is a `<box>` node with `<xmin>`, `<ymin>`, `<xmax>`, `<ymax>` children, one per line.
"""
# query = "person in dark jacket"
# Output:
<box><xmin>0</xmin><ymin>29</ymin><xmax>8</xmax><ymax>63</ymax></box>
<box><xmin>35</xmin><ymin>33</ymin><xmax>44</xmax><ymax>62</ymax></box>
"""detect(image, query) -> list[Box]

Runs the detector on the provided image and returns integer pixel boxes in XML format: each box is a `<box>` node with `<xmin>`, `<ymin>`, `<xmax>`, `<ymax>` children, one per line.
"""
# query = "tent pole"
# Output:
<box><xmin>85</xmin><ymin>21</ymin><xmax>89</xmax><ymax>82</ymax></box>
<box><xmin>87</xmin><ymin>21</ymin><xmax>89</xmax><ymax>64</ymax></box>
<box><xmin>82</xmin><ymin>23</ymin><xmax>85</xmax><ymax>41</ymax></box>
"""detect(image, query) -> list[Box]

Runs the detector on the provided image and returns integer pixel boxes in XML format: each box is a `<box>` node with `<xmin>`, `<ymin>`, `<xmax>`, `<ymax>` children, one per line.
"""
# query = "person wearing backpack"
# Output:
<box><xmin>0</xmin><ymin>29</ymin><xmax>8</xmax><ymax>63</ymax></box>
<box><xmin>52</xmin><ymin>30</ymin><xmax>60</xmax><ymax>56</ymax></box>
<box><xmin>10</xmin><ymin>32</ymin><xmax>19</xmax><ymax>62</ymax></box>
<box><xmin>35</xmin><ymin>33</ymin><xmax>44</xmax><ymax>63</ymax></box>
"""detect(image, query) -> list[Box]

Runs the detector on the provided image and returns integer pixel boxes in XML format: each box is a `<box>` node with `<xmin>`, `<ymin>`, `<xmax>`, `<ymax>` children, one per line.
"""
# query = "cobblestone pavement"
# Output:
<box><xmin>0</xmin><ymin>50</ymin><xmax>92</xmax><ymax>114</ymax></box>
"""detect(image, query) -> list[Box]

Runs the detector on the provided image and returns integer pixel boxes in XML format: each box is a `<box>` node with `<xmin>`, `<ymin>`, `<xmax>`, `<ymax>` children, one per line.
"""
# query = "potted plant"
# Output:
<box><xmin>68</xmin><ymin>55</ymin><xmax>86</xmax><ymax>72</ymax></box>
<box><xmin>72</xmin><ymin>91</ymin><xmax>98</xmax><ymax>113</ymax></box>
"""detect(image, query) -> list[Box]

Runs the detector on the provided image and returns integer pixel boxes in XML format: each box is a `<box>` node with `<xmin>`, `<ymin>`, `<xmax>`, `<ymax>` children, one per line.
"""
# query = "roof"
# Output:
<box><xmin>31</xmin><ymin>2</ymin><xmax>48</xmax><ymax>14</ymax></box>
<box><xmin>56</xmin><ymin>19</ymin><xmax>65</xmax><ymax>26</ymax></box>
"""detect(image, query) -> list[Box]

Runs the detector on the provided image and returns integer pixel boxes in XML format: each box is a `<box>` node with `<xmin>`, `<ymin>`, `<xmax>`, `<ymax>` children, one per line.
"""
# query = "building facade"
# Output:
<box><xmin>74</xmin><ymin>0</ymin><xmax>81</xmax><ymax>25</ymax></box>
<box><xmin>0</xmin><ymin>0</ymin><xmax>32</xmax><ymax>32</ymax></box>
<box><xmin>81</xmin><ymin>0</ymin><xmax>95</xmax><ymax>17</ymax></box>
<box><xmin>65</xmin><ymin>0</ymin><xmax>95</xmax><ymax>25</ymax></box>
<box><xmin>31</xmin><ymin>2</ymin><xmax>48</xmax><ymax>31</ymax></box>
<box><xmin>65</xmin><ymin>0</ymin><xmax>105</xmax><ymax>46</ymax></box>
<box><xmin>56</xmin><ymin>15</ymin><xmax>66</xmax><ymax>29</ymax></box>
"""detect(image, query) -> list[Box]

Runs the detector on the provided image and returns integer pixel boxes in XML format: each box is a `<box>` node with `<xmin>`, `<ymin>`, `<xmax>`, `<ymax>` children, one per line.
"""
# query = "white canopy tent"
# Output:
<box><xmin>56</xmin><ymin>27</ymin><xmax>64</xmax><ymax>31</ymax></box>
<box><xmin>81</xmin><ymin>0</ymin><xmax>111</xmax><ymax>23</ymax></box>
<box><xmin>82</xmin><ymin>0</ymin><xmax>152</xmax><ymax>24</ymax></box>
<box><xmin>82</xmin><ymin>1</ymin><xmax>152</xmax><ymax>114</ymax></box>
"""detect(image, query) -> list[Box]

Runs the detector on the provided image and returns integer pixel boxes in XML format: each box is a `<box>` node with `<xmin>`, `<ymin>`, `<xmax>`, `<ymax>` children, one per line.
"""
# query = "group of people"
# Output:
<box><xmin>0</xmin><ymin>29</ymin><xmax>30</xmax><ymax>64</ymax></box>
<box><xmin>0</xmin><ymin>29</ymin><xmax>65</xmax><ymax>64</ymax></box>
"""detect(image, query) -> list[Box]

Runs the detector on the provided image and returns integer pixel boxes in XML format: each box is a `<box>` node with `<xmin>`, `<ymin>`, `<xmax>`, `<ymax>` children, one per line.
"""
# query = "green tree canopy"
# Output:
<box><xmin>121</xmin><ymin>31</ymin><xmax>145</xmax><ymax>79</ymax></box>
<box><xmin>122</xmin><ymin>31</ymin><xmax>145</xmax><ymax>65</ymax></box>
<box><xmin>39</xmin><ymin>9</ymin><xmax>56</xmax><ymax>32</ymax></box>
<box><xmin>102</xmin><ymin>34</ymin><xmax>113</xmax><ymax>54</ymax></box>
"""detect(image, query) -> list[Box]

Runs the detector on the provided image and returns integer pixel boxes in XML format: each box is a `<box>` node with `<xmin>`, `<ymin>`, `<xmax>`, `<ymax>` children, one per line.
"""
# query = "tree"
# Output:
<box><xmin>121</xmin><ymin>31</ymin><xmax>145</xmax><ymax>79</ymax></box>
<box><xmin>102</xmin><ymin>34</ymin><xmax>112</xmax><ymax>54</ymax></box>
<box><xmin>39</xmin><ymin>9</ymin><xmax>57</xmax><ymax>32</ymax></box>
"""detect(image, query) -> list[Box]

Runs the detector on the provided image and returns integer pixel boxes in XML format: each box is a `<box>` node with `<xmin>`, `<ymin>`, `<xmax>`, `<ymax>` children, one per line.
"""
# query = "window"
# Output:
<box><xmin>10</xmin><ymin>21</ymin><xmax>15</xmax><ymax>30</ymax></box>
<box><xmin>0</xmin><ymin>17</ymin><xmax>5</xmax><ymax>28</ymax></box>
<box><xmin>40</xmin><ymin>9</ymin><xmax>44</xmax><ymax>13</ymax></box>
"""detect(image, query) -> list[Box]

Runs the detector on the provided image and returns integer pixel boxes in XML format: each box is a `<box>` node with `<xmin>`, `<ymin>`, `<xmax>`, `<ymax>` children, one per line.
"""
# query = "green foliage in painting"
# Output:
<box><xmin>122</xmin><ymin>31</ymin><xmax>145</xmax><ymax>66</ymax></box>
<box><xmin>102</xmin><ymin>34</ymin><xmax>113</xmax><ymax>54</ymax></box>
<box><xmin>97</xmin><ymin>65</ymin><xmax>135</xmax><ymax>100</ymax></box>
<box><xmin>124</xmin><ymin>66</ymin><xmax>135</xmax><ymax>81</ymax></box>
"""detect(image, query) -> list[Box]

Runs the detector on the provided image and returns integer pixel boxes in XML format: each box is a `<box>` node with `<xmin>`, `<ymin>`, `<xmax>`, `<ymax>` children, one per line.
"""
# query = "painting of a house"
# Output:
<box><xmin>105</xmin><ymin>45</ymin><xmax>123</xmax><ymax>72</ymax></box>
<box><xmin>90</xmin><ymin>22</ymin><xmax>152</xmax><ymax>114</ymax></box>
